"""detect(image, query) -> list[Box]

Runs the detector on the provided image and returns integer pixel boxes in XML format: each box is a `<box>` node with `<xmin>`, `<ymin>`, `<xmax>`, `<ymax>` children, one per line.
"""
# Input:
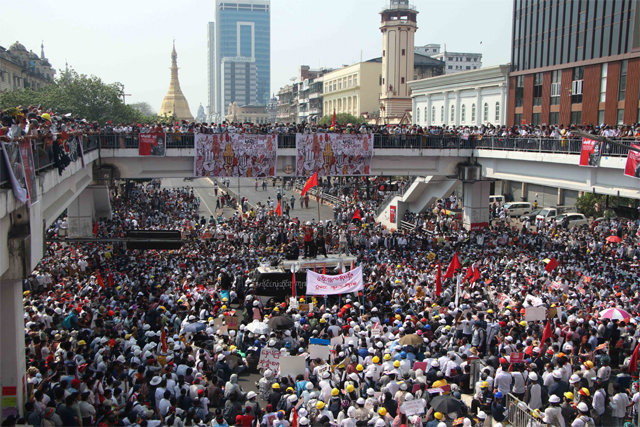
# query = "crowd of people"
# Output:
<box><xmin>6</xmin><ymin>171</ymin><xmax>640</xmax><ymax>427</ymax></box>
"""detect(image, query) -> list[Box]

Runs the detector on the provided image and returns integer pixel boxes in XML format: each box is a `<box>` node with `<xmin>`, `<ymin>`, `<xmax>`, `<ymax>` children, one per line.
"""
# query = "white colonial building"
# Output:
<box><xmin>409</xmin><ymin>64</ymin><xmax>510</xmax><ymax>127</ymax></box>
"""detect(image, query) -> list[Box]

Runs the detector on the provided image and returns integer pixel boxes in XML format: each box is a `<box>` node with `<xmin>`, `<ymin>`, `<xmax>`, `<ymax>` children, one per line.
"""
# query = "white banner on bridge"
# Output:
<box><xmin>296</xmin><ymin>133</ymin><xmax>373</xmax><ymax>176</ymax></box>
<box><xmin>193</xmin><ymin>133</ymin><xmax>277</xmax><ymax>177</ymax></box>
<box><xmin>305</xmin><ymin>266</ymin><xmax>364</xmax><ymax>295</ymax></box>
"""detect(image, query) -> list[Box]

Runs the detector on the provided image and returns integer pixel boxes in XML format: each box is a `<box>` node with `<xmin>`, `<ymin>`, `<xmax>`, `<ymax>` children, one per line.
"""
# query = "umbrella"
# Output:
<box><xmin>600</xmin><ymin>308</ymin><xmax>631</xmax><ymax>320</ymax></box>
<box><xmin>606</xmin><ymin>235</ymin><xmax>622</xmax><ymax>243</ymax></box>
<box><xmin>430</xmin><ymin>394</ymin><xmax>464</xmax><ymax>413</ymax></box>
<box><xmin>246</xmin><ymin>320</ymin><xmax>270</xmax><ymax>335</ymax></box>
<box><xmin>268</xmin><ymin>316</ymin><xmax>294</xmax><ymax>330</ymax></box>
<box><xmin>183</xmin><ymin>322</ymin><xmax>206</xmax><ymax>333</ymax></box>
<box><xmin>398</xmin><ymin>334</ymin><xmax>423</xmax><ymax>347</ymax></box>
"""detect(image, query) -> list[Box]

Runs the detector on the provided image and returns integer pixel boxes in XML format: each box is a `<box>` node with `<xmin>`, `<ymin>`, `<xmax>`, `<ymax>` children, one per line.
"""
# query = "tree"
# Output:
<box><xmin>318</xmin><ymin>113</ymin><xmax>366</xmax><ymax>127</ymax></box>
<box><xmin>576</xmin><ymin>192</ymin><xmax>635</xmax><ymax>218</ymax></box>
<box><xmin>129</xmin><ymin>102</ymin><xmax>156</xmax><ymax>116</ymax></box>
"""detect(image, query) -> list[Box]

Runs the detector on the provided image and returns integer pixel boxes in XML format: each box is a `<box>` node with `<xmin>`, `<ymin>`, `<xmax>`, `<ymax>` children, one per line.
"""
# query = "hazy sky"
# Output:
<box><xmin>2</xmin><ymin>0</ymin><xmax>512</xmax><ymax>114</ymax></box>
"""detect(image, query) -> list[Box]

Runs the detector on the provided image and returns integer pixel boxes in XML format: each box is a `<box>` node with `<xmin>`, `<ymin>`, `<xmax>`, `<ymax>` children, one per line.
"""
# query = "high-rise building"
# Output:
<box><xmin>379</xmin><ymin>0</ymin><xmax>418</xmax><ymax>123</ymax></box>
<box><xmin>508</xmin><ymin>0</ymin><xmax>640</xmax><ymax>127</ymax></box>
<box><xmin>208</xmin><ymin>0</ymin><xmax>270</xmax><ymax>122</ymax></box>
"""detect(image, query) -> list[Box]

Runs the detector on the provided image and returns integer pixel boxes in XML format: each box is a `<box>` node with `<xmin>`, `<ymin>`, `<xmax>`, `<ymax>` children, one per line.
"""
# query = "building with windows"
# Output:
<box><xmin>508</xmin><ymin>0</ymin><xmax>640</xmax><ymax>126</ymax></box>
<box><xmin>0</xmin><ymin>42</ymin><xmax>55</xmax><ymax>92</ymax></box>
<box><xmin>409</xmin><ymin>64</ymin><xmax>509</xmax><ymax>127</ymax></box>
<box><xmin>208</xmin><ymin>0</ymin><xmax>270</xmax><ymax>122</ymax></box>
<box><xmin>416</xmin><ymin>44</ymin><xmax>483</xmax><ymax>74</ymax></box>
<box><xmin>322</xmin><ymin>60</ymin><xmax>382</xmax><ymax>120</ymax></box>
<box><xmin>276</xmin><ymin>65</ymin><xmax>331</xmax><ymax>124</ymax></box>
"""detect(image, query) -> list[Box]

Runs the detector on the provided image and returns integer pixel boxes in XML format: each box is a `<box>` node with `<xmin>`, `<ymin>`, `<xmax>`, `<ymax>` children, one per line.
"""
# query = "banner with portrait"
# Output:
<box><xmin>296</xmin><ymin>133</ymin><xmax>373</xmax><ymax>176</ymax></box>
<box><xmin>194</xmin><ymin>133</ymin><xmax>277</xmax><ymax>177</ymax></box>
<box><xmin>19</xmin><ymin>139</ymin><xmax>37</xmax><ymax>204</ymax></box>
<box><xmin>139</xmin><ymin>132</ymin><xmax>166</xmax><ymax>156</ymax></box>
<box><xmin>624</xmin><ymin>144</ymin><xmax>640</xmax><ymax>179</ymax></box>
<box><xmin>579</xmin><ymin>137</ymin><xmax>602</xmax><ymax>167</ymax></box>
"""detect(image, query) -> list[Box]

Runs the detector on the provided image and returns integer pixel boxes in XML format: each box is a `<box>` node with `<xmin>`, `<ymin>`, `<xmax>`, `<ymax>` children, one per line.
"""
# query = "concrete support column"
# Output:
<box><xmin>557</xmin><ymin>188</ymin><xmax>564</xmax><ymax>206</ymax></box>
<box><xmin>0</xmin><ymin>280</ymin><xmax>26</xmax><ymax>422</ymax></box>
<box><xmin>67</xmin><ymin>185</ymin><xmax>112</xmax><ymax>238</ymax></box>
<box><xmin>462</xmin><ymin>180</ymin><xmax>491</xmax><ymax>231</ymax></box>
<box><xmin>521</xmin><ymin>182</ymin><xmax>528</xmax><ymax>201</ymax></box>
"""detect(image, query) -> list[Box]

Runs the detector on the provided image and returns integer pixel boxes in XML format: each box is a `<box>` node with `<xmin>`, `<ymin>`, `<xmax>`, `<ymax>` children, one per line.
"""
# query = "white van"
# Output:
<box><xmin>503</xmin><ymin>202</ymin><xmax>533</xmax><ymax>217</ymax></box>
<box><xmin>489</xmin><ymin>195</ymin><xmax>505</xmax><ymax>205</ymax></box>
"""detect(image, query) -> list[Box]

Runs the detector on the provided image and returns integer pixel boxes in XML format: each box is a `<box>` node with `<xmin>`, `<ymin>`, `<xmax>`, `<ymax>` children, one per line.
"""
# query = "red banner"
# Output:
<box><xmin>139</xmin><ymin>132</ymin><xmax>166</xmax><ymax>156</ymax></box>
<box><xmin>624</xmin><ymin>144</ymin><xmax>640</xmax><ymax>178</ymax></box>
<box><xmin>19</xmin><ymin>139</ymin><xmax>37</xmax><ymax>204</ymax></box>
<box><xmin>390</xmin><ymin>205</ymin><xmax>396</xmax><ymax>224</ymax></box>
<box><xmin>579</xmin><ymin>137</ymin><xmax>602</xmax><ymax>167</ymax></box>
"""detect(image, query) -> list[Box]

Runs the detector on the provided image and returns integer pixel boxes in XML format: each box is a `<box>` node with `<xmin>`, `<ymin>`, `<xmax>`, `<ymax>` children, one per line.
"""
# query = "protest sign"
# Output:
<box><xmin>309</xmin><ymin>344</ymin><xmax>331</xmax><ymax>361</ymax></box>
<box><xmin>510</xmin><ymin>352</ymin><xmax>524</xmax><ymax>364</ymax></box>
<box><xmin>258</xmin><ymin>348</ymin><xmax>281</xmax><ymax>372</ymax></box>
<box><xmin>305</xmin><ymin>266</ymin><xmax>364</xmax><ymax>296</ymax></box>
<box><xmin>413</xmin><ymin>361</ymin><xmax>428</xmax><ymax>371</ymax></box>
<box><xmin>279</xmin><ymin>356</ymin><xmax>306</xmax><ymax>378</ymax></box>
<box><xmin>401</xmin><ymin>399</ymin><xmax>426</xmax><ymax>416</ymax></box>
<box><xmin>525</xmin><ymin>306</ymin><xmax>546</xmax><ymax>322</ymax></box>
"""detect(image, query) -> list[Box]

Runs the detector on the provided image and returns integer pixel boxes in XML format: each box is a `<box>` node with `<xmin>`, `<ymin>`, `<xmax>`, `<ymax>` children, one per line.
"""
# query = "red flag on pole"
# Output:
<box><xmin>331</xmin><ymin>110</ymin><xmax>336</xmax><ymax>128</ymax></box>
<box><xmin>291</xmin><ymin>407</ymin><xmax>298</xmax><ymax>427</ymax></box>
<box><xmin>545</xmin><ymin>257</ymin><xmax>558</xmax><ymax>273</ymax></box>
<box><xmin>463</xmin><ymin>265</ymin><xmax>473</xmax><ymax>282</ymax></box>
<box><xmin>161</xmin><ymin>328</ymin><xmax>168</xmax><ymax>353</ymax></box>
<box><xmin>629</xmin><ymin>343</ymin><xmax>640</xmax><ymax>373</ymax></box>
<box><xmin>436</xmin><ymin>261</ymin><xmax>442</xmax><ymax>297</ymax></box>
<box><xmin>471</xmin><ymin>266</ymin><xmax>481</xmax><ymax>283</ymax></box>
<box><xmin>300</xmin><ymin>172</ymin><xmax>318</xmax><ymax>197</ymax></box>
<box><xmin>352</xmin><ymin>208</ymin><xmax>362</xmax><ymax>221</ymax></box>
<box><xmin>107</xmin><ymin>273</ymin><xmax>114</xmax><ymax>288</ymax></box>
<box><xmin>93</xmin><ymin>222</ymin><xmax>98</xmax><ymax>235</ymax></box>
<box><xmin>444</xmin><ymin>253</ymin><xmax>462</xmax><ymax>279</ymax></box>
<box><xmin>541</xmin><ymin>319</ymin><xmax>553</xmax><ymax>345</ymax></box>
<box><xmin>96</xmin><ymin>272</ymin><xmax>105</xmax><ymax>289</ymax></box>
<box><xmin>275</xmin><ymin>200</ymin><xmax>282</xmax><ymax>216</ymax></box>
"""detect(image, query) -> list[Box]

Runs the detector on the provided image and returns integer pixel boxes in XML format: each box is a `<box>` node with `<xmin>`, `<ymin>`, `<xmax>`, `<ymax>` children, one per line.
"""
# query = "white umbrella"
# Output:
<box><xmin>246</xmin><ymin>320</ymin><xmax>270</xmax><ymax>334</ymax></box>
<box><xmin>599</xmin><ymin>308</ymin><xmax>632</xmax><ymax>321</ymax></box>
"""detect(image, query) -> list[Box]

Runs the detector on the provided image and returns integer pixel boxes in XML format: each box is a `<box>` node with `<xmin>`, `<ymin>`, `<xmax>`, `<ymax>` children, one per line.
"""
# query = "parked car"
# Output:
<box><xmin>556</xmin><ymin>212</ymin><xmax>588</xmax><ymax>228</ymax></box>
<box><xmin>536</xmin><ymin>207</ymin><xmax>559</xmax><ymax>222</ymax></box>
<box><xmin>503</xmin><ymin>202</ymin><xmax>532</xmax><ymax>217</ymax></box>
<box><xmin>520</xmin><ymin>209</ymin><xmax>543</xmax><ymax>222</ymax></box>
<box><xmin>490</xmin><ymin>195</ymin><xmax>505</xmax><ymax>206</ymax></box>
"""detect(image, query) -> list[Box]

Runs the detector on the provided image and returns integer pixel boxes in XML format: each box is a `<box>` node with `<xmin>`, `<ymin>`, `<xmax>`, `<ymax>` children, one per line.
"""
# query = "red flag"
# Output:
<box><xmin>463</xmin><ymin>265</ymin><xmax>473</xmax><ymax>282</ymax></box>
<box><xmin>629</xmin><ymin>343</ymin><xmax>640</xmax><ymax>373</ymax></box>
<box><xmin>275</xmin><ymin>200</ymin><xmax>282</xmax><ymax>216</ymax></box>
<box><xmin>436</xmin><ymin>261</ymin><xmax>442</xmax><ymax>297</ymax></box>
<box><xmin>352</xmin><ymin>208</ymin><xmax>362</xmax><ymax>221</ymax></box>
<box><xmin>300</xmin><ymin>172</ymin><xmax>318</xmax><ymax>196</ymax></box>
<box><xmin>93</xmin><ymin>222</ymin><xmax>98</xmax><ymax>235</ymax></box>
<box><xmin>291</xmin><ymin>407</ymin><xmax>298</xmax><ymax>427</ymax></box>
<box><xmin>292</xmin><ymin>271</ymin><xmax>296</xmax><ymax>297</ymax></box>
<box><xmin>331</xmin><ymin>110</ymin><xmax>336</xmax><ymax>128</ymax></box>
<box><xmin>107</xmin><ymin>273</ymin><xmax>114</xmax><ymax>288</ymax></box>
<box><xmin>354</xmin><ymin>188</ymin><xmax>358</xmax><ymax>200</ymax></box>
<box><xmin>541</xmin><ymin>319</ymin><xmax>552</xmax><ymax>345</ymax></box>
<box><xmin>322</xmin><ymin>265</ymin><xmax>326</xmax><ymax>275</ymax></box>
<box><xmin>444</xmin><ymin>253</ymin><xmax>462</xmax><ymax>279</ymax></box>
<box><xmin>471</xmin><ymin>266</ymin><xmax>481</xmax><ymax>283</ymax></box>
<box><xmin>96</xmin><ymin>272</ymin><xmax>105</xmax><ymax>289</ymax></box>
<box><xmin>161</xmin><ymin>328</ymin><xmax>168</xmax><ymax>353</ymax></box>
<box><xmin>545</xmin><ymin>257</ymin><xmax>558</xmax><ymax>273</ymax></box>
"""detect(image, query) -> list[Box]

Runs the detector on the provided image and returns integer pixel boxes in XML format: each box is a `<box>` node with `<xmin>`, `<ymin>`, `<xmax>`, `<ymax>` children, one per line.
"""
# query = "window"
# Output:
<box><xmin>550</xmin><ymin>70</ymin><xmax>561</xmax><ymax>105</ymax></box>
<box><xmin>549</xmin><ymin>112</ymin><xmax>559</xmax><ymax>125</ymax></box>
<box><xmin>353</xmin><ymin>75</ymin><xmax>357</xmax><ymax>86</ymax></box>
<box><xmin>533</xmin><ymin>73</ymin><xmax>543</xmax><ymax>106</ymax></box>
<box><xmin>515</xmin><ymin>76</ymin><xmax>524</xmax><ymax>107</ymax></box>
<box><xmin>600</xmin><ymin>63</ymin><xmax>608</xmax><ymax>103</ymax></box>
<box><xmin>598</xmin><ymin>110</ymin><xmax>605</xmax><ymax>124</ymax></box>
<box><xmin>514</xmin><ymin>113</ymin><xmax>523</xmax><ymax>125</ymax></box>
<box><xmin>532</xmin><ymin>112</ymin><xmax>541</xmax><ymax>125</ymax></box>
<box><xmin>471</xmin><ymin>103</ymin><xmax>476</xmax><ymax>122</ymax></box>
<box><xmin>416</xmin><ymin>108</ymin><xmax>420</xmax><ymax>123</ymax></box>
<box><xmin>570</xmin><ymin>111</ymin><xmax>582</xmax><ymax>125</ymax></box>
<box><xmin>618</xmin><ymin>60</ymin><xmax>628</xmax><ymax>101</ymax></box>
<box><xmin>572</xmin><ymin>67</ymin><xmax>584</xmax><ymax>103</ymax></box>
<box><xmin>423</xmin><ymin>107</ymin><xmax>427</xmax><ymax>122</ymax></box>
<box><xmin>461</xmin><ymin>105</ymin><xmax>466</xmax><ymax>122</ymax></box>
<box><xmin>495</xmin><ymin>102</ymin><xmax>500</xmax><ymax>122</ymax></box>
<box><xmin>483</xmin><ymin>103</ymin><xmax>489</xmax><ymax>122</ymax></box>
<box><xmin>440</xmin><ymin>106</ymin><xmax>444</xmax><ymax>122</ymax></box>
<box><xmin>447</xmin><ymin>65</ymin><xmax>452</xmax><ymax>70</ymax></box>
<box><xmin>431</xmin><ymin>106</ymin><xmax>436</xmax><ymax>122</ymax></box>
<box><xmin>401</xmin><ymin>77</ymin><xmax>405</xmax><ymax>84</ymax></box>
<box><xmin>617</xmin><ymin>109</ymin><xmax>624</xmax><ymax>124</ymax></box>
<box><xmin>383</xmin><ymin>50</ymin><xmax>385</xmax><ymax>57</ymax></box>
<box><xmin>401</xmin><ymin>49</ymin><xmax>405</xmax><ymax>56</ymax></box>
<box><xmin>450</xmin><ymin>105</ymin><xmax>455</xmax><ymax>122</ymax></box>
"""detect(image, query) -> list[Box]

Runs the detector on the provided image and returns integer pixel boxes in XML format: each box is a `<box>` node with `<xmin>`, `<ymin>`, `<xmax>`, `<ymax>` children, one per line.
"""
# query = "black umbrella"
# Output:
<box><xmin>430</xmin><ymin>394</ymin><xmax>464</xmax><ymax>413</ymax></box>
<box><xmin>268</xmin><ymin>315</ymin><xmax>294</xmax><ymax>330</ymax></box>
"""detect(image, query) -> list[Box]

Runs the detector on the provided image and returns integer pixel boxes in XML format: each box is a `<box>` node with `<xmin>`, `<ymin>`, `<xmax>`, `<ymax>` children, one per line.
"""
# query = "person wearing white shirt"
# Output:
<box><xmin>592</xmin><ymin>383</ymin><xmax>606</xmax><ymax>425</ymax></box>
<box><xmin>610</xmin><ymin>384</ymin><xmax>630</xmax><ymax>426</ymax></box>
<box><xmin>495</xmin><ymin>368</ymin><xmax>513</xmax><ymax>395</ymax></box>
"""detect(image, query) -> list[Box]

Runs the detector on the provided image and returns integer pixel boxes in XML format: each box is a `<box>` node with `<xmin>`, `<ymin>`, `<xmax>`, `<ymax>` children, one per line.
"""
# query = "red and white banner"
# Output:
<box><xmin>624</xmin><ymin>144</ymin><xmax>640</xmax><ymax>179</ymax></box>
<box><xmin>19</xmin><ymin>139</ymin><xmax>37</xmax><ymax>204</ymax></box>
<box><xmin>194</xmin><ymin>133</ymin><xmax>277</xmax><ymax>177</ymax></box>
<box><xmin>579</xmin><ymin>137</ymin><xmax>602</xmax><ymax>167</ymax></box>
<box><xmin>296</xmin><ymin>133</ymin><xmax>373</xmax><ymax>176</ymax></box>
<box><xmin>305</xmin><ymin>266</ymin><xmax>364</xmax><ymax>295</ymax></box>
<box><xmin>139</xmin><ymin>132</ymin><xmax>166</xmax><ymax>156</ymax></box>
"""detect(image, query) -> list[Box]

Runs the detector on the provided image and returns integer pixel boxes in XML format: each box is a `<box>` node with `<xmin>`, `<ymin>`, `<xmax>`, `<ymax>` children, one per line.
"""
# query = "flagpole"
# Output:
<box><xmin>317</xmin><ymin>188</ymin><xmax>321</xmax><ymax>224</ymax></box>
<box><xmin>455</xmin><ymin>274</ymin><xmax>461</xmax><ymax>308</ymax></box>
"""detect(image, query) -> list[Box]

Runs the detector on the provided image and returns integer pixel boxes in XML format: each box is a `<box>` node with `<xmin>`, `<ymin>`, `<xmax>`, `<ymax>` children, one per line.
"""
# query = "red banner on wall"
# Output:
<box><xmin>390</xmin><ymin>205</ymin><xmax>396</xmax><ymax>224</ymax></box>
<box><xmin>579</xmin><ymin>137</ymin><xmax>602</xmax><ymax>167</ymax></box>
<box><xmin>624</xmin><ymin>144</ymin><xmax>640</xmax><ymax>179</ymax></box>
<box><xmin>139</xmin><ymin>132</ymin><xmax>166</xmax><ymax>156</ymax></box>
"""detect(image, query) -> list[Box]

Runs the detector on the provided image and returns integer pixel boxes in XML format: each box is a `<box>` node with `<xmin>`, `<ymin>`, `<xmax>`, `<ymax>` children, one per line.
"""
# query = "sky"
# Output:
<box><xmin>2</xmin><ymin>0</ymin><xmax>512</xmax><ymax>114</ymax></box>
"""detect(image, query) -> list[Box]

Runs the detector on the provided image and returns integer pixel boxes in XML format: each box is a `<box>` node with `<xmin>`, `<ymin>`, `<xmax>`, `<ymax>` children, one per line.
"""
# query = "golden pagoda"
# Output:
<box><xmin>159</xmin><ymin>41</ymin><xmax>194</xmax><ymax>121</ymax></box>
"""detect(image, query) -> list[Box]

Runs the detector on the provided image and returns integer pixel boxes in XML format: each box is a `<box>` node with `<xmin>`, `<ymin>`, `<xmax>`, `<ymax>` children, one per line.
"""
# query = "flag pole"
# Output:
<box><xmin>317</xmin><ymin>187</ymin><xmax>321</xmax><ymax>223</ymax></box>
<box><xmin>455</xmin><ymin>274</ymin><xmax>461</xmax><ymax>308</ymax></box>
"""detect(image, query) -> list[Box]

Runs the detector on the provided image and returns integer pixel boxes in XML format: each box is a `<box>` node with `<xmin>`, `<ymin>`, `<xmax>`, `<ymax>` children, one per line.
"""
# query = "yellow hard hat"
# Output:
<box><xmin>378</xmin><ymin>407</ymin><xmax>387</xmax><ymax>416</ymax></box>
<box><xmin>564</xmin><ymin>392</ymin><xmax>574</xmax><ymax>400</ymax></box>
<box><xmin>208</xmin><ymin>317</ymin><xmax>214</xmax><ymax>322</ymax></box>
<box><xmin>487</xmin><ymin>309</ymin><xmax>494</xmax><ymax>314</ymax></box>
<box><xmin>286</xmin><ymin>387</ymin><xmax>294</xmax><ymax>393</ymax></box>
<box><xmin>346</xmin><ymin>384</ymin><xmax>355</xmax><ymax>393</ymax></box>
<box><xmin>395</xmin><ymin>314</ymin><xmax>401</xmax><ymax>320</ymax></box>
<box><xmin>372</xmin><ymin>356</ymin><xmax>380</xmax><ymax>364</ymax></box>
<box><xmin>274</xmin><ymin>307</ymin><xmax>280</xmax><ymax>312</ymax></box>
<box><xmin>222</xmin><ymin>297</ymin><xmax>229</xmax><ymax>302</ymax></box>
<box><xmin>434</xmin><ymin>412</ymin><xmax>444</xmax><ymax>420</ymax></box>
<box><xmin>41</xmin><ymin>113</ymin><xmax>51</xmax><ymax>121</ymax></box>
<box><xmin>331</xmin><ymin>388</ymin><xmax>340</xmax><ymax>396</ymax></box>
<box><xmin>77</xmin><ymin>340</ymin><xmax>86</xmax><ymax>346</ymax></box>
<box><xmin>317</xmin><ymin>401</ymin><xmax>325</xmax><ymax>410</ymax></box>
<box><xmin>584</xmin><ymin>361</ymin><xmax>594</xmax><ymax>369</ymax></box>
<box><xmin>384</xmin><ymin>354</ymin><xmax>391</xmax><ymax>361</ymax></box>
<box><xmin>320</xmin><ymin>318</ymin><xmax>326</xmax><ymax>323</ymax></box>
<box><xmin>519</xmin><ymin>321</ymin><xmax>527</xmax><ymax>327</ymax></box>
<box><xmin>230</xmin><ymin>345</ymin><xmax>236</xmax><ymax>351</ymax></box>
<box><xmin>481</xmin><ymin>381</ymin><xmax>489</xmax><ymax>388</ymax></box>
<box><xmin>272</xmin><ymin>383</ymin><xmax>280</xmax><ymax>389</ymax></box>
<box><xmin>221</xmin><ymin>305</ymin><xmax>227</xmax><ymax>310</ymax></box>
<box><xmin>445</xmin><ymin>325</ymin><xmax>451</xmax><ymax>331</ymax></box>
<box><xmin>300</xmin><ymin>298</ymin><xmax>305</xmax><ymax>302</ymax></box>
<box><xmin>393</xmin><ymin>360</ymin><xmax>401</xmax><ymax>368</ymax></box>
<box><xmin>356</xmin><ymin>364</ymin><xmax>364</xmax><ymax>372</ymax></box>
<box><xmin>397</xmin><ymin>264</ymin><xmax>402</xmax><ymax>269</ymax></box>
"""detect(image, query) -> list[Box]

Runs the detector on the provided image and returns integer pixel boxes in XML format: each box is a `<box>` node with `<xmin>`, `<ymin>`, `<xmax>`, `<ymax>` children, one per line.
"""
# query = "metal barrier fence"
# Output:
<box><xmin>2</xmin><ymin>132</ymin><xmax>637</xmax><ymax>189</ymax></box>
<box><xmin>506</xmin><ymin>393</ymin><xmax>546</xmax><ymax>427</ymax></box>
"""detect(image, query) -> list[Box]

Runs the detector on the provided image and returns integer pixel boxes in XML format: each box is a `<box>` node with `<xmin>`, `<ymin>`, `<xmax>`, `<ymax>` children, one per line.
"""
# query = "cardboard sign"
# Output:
<box><xmin>401</xmin><ymin>399</ymin><xmax>426</xmax><ymax>416</ymax></box>
<box><xmin>258</xmin><ymin>348</ymin><xmax>281</xmax><ymax>372</ymax></box>
<box><xmin>371</xmin><ymin>328</ymin><xmax>381</xmax><ymax>337</ymax></box>
<box><xmin>525</xmin><ymin>306</ymin><xmax>546</xmax><ymax>322</ymax></box>
<box><xmin>330</xmin><ymin>336</ymin><xmax>344</xmax><ymax>349</ymax></box>
<box><xmin>309</xmin><ymin>344</ymin><xmax>331</xmax><ymax>361</ymax></box>
<box><xmin>227</xmin><ymin>316</ymin><xmax>240</xmax><ymax>330</ymax></box>
<box><xmin>413</xmin><ymin>361</ymin><xmax>428</xmax><ymax>371</ymax></box>
<box><xmin>427</xmin><ymin>385</ymin><xmax>451</xmax><ymax>394</ymax></box>
<box><xmin>280</xmin><ymin>355</ymin><xmax>306</xmax><ymax>378</ymax></box>
<box><xmin>316</xmin><ymin>364</ymin><xmax>330</xmax><ymax>377</ymax></box>
<box><xmin>510</xmin><ymin>352</ymin><xmax>524</xmax><ymax>364</ymax></box>
<box><xmin>299</xmin><ymin>303</ymin><xmax>310</xmax><ymax>312</ymax></box>
<box><xmin>310</xmin><ymin>338</ymin><xmax>331</xmax><ymax>346</ymax></box>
